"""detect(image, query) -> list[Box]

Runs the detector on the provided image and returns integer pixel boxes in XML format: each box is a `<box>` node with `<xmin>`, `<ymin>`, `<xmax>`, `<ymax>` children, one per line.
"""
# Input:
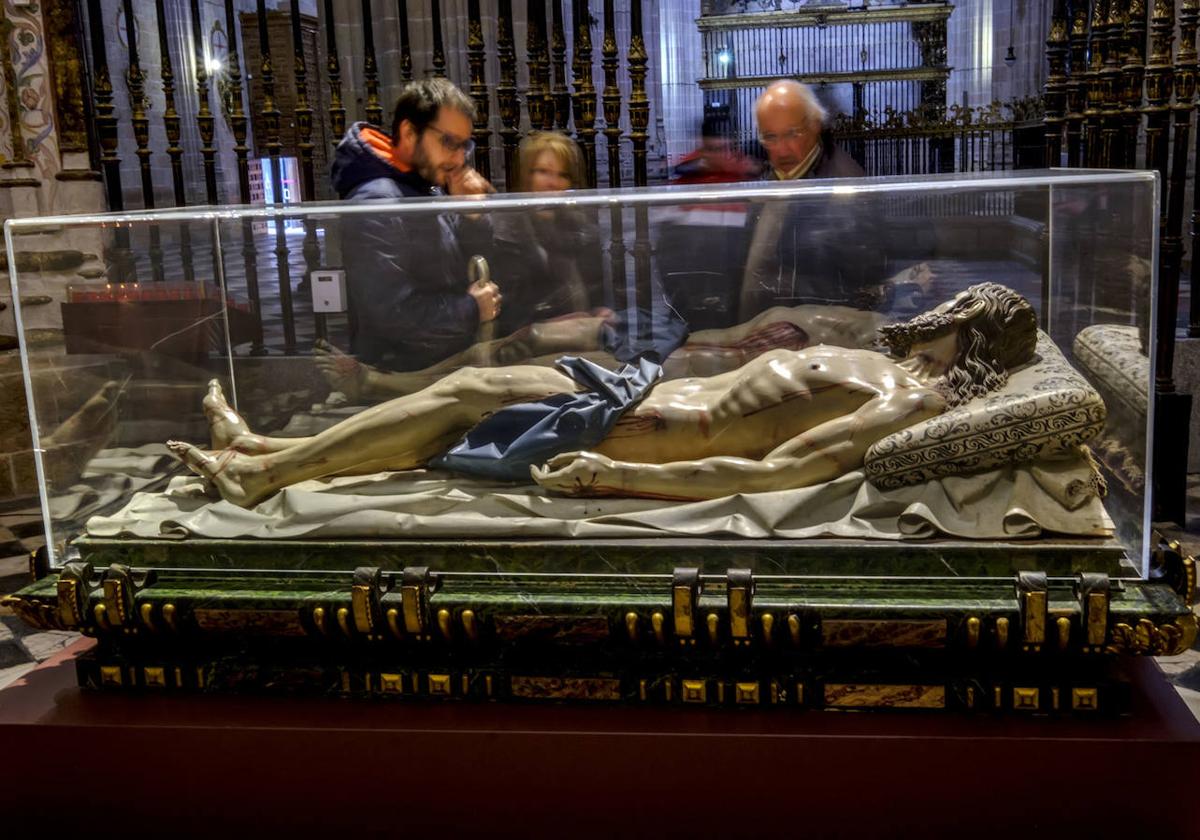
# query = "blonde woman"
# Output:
<box><xmin>517</xmin><ymin>130</ymin><xmax>587</xmax><ymax>194</ymax></box>
<box><xmin>492</xmin><ymin>131</ymin><xmax>603</xmax><ymax>333</ymax></box>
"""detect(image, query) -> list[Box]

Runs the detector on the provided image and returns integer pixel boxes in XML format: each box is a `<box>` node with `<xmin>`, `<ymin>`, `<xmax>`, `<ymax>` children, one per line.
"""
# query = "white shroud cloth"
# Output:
<box><xmin>86</xmin><ymin>454</ymin><xmax>1112</xmax><ymax>541</ymax></box>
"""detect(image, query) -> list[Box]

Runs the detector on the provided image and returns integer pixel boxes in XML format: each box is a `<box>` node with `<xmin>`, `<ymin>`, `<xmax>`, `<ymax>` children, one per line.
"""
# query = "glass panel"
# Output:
<box><xmin>5</xmin><ymin>216</ymin><xmax>234</xmax><ymax>563</ymax></box>
<box><xmin>1048</xmin><ymin>176</ymin><xmax>1158</xmax><ymax>577</ymax></box>
<box><xmin>7</xmin><ymin>169</ymin><xmax>1156</xmax><ymax>577</ymax></box>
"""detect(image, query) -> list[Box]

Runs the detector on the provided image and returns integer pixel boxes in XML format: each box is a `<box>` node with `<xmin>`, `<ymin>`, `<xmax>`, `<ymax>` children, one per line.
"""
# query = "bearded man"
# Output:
<box><xmin>171</xmin><ymin>284</ymin><xmax>1038</xmax><ymax>508</ymax></box>
<box><xmin>332</xmin><ymin>78</ymin><xmax>502</xmax><ymax>370</ymax></box>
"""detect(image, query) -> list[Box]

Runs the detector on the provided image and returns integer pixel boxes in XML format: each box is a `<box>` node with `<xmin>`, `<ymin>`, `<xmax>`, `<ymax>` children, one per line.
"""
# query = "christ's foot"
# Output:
<box><xmin>166</xmin><ymin>441</ymin><xmax>269</xmax><ymax>508</ymax></box>
<box><xmin>203</xmin><ymin>379</ymin><xmax>253</xmax><ymax>450</ymax></box>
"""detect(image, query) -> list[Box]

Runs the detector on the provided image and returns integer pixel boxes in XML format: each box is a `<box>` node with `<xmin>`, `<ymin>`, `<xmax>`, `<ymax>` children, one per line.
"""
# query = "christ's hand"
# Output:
<box><xmin>531</xmin><ymin>451</ymin><xmax>623</xmax><ymax>497</ymax></box>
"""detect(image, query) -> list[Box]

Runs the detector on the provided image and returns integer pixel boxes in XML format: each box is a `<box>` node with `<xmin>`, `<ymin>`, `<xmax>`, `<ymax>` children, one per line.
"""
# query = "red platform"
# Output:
<box><xmin>1</xmin><ymin>640</ymin><xmax>1197</xmax><ymax>834</ymax></box>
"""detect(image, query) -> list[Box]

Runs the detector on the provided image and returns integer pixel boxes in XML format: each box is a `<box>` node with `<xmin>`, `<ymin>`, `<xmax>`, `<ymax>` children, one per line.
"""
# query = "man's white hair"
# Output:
<box><xmin>758</xmin><ymin>79</ymin><xmax>828</xmax><ymax>128</ymax></box>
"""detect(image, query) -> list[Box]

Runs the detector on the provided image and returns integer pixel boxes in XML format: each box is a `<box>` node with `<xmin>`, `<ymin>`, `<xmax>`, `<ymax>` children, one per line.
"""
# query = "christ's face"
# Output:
<box><xmin>877</xmin><ymin>295</ymin><xmax>967</xmax><ymax>359</ymax></box>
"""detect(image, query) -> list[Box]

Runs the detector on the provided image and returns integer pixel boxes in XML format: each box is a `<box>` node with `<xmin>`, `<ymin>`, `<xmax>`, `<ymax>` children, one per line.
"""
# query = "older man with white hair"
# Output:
<box><xmin>755</xmin><ymin>79</ymin><xmax>864</xmax><ymax>180</ymax></box>
<box><xmin>740</xmin><ymin>79</ymin><xmax>883</xmax><ymax>319</ymax></box>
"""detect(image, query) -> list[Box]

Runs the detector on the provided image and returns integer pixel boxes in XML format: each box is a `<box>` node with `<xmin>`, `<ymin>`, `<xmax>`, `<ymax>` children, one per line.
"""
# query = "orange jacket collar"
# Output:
<box><xmin>360</xmin><ymin>125</ymin><xmax>412</xmax><ymax>173</ymax></box>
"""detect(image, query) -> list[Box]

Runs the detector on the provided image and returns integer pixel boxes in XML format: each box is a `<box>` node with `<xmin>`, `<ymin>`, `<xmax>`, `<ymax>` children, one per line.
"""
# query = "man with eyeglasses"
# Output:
<box><xmin>332</xmin><ymin>78</ymin><xmax>503</xmax><ymax>371</ymax></box>
<box><xmin>756</xmin><ymin>79</ymin><xmax>863</xmax><ymax>181</ymax></box>
<box><xmin>741</xmin><ymin>80</ymin><xmax>887</xmax><ymax>320</ymax></box>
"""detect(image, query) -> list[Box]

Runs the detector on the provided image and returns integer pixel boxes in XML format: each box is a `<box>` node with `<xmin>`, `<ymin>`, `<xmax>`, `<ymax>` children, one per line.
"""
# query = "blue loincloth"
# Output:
<box><xmin>430</xmin><ymin>355</ymin><xmax>663</xmax><ymax>482</ymax></box>
<box><xmin>431</xmin><ymin>306</ymin><xmax>689</xmax><ymax>482</ymax></box>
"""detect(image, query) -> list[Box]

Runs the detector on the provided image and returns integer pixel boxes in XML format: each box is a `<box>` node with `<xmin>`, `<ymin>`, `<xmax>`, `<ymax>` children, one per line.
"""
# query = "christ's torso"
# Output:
<box><xmin>593</xmin><ymin>346</ymin><xmax>940</xmax><ymax>463</ymax></box>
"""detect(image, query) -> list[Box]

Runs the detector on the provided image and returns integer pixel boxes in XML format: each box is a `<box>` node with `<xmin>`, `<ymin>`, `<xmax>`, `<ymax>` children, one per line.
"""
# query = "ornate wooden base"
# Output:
<box><xmin>3</xmin><ymin>534</ymin><xmax>1194</xmax><ymax>716</ymax></box>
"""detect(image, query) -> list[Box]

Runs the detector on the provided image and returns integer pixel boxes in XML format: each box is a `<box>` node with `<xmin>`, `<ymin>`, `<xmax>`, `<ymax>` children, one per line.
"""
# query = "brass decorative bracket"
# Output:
<box><xmin>1150</xmin><ymin>530</ymin><xmax>1197</xmax><ymax>606</ymax></box>
<box><xmin>1017</xmin><ymin>571</ymin><xmax>1048</xmax><ymax>652</ymax></box>
<box><xmin>727</xmin><ymin>569</ymin><xmax>754</xmax><ymax>646</ymax></box>
<box><xmin>56</xmin><ymin>560</ymin><xmax>98</xmax><ymax>630</ymax></box>
<box><xmin>351</xmin><ymin>566</ymin><xmax>384</xmax><ymax>638</ymax></box>
<box><xmin>1075</xmin><ymin>572</ymin><xmax>1110</xmax><ymax>652</ymax></box>
<box><xmin>401</xmin><ymin>566</ymin><xmax>433</xmax><ymax>639</ymax></box>
<box><xmin>100</xmin><ymin>564</ymin><xmax>157</xmax><ymax>635</ymax></box>
<box><xmin>671</xmin><ymin>568</ymin><xmax>700</xmax><ymax>645</ymax></box>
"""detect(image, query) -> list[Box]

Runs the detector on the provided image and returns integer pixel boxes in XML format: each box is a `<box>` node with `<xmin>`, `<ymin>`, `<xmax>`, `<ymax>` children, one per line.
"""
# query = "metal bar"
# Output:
<box><xmin>291</xmin><ymin>0</ymin><xmax>324</xmax><ymax>341</ymax></box>
<box><xmin>697</xmin><ymin>4</ymin><xmax>953</xmax><ymax>32</ymax></box>
<box><xmin>467</xmin><ymin>0</ymin><xmax>492</xmax><ymax>181</ymax></box>
<box><xmin>124</xmin><ymin>0</ymin><xmax>163</xmax><ymax>283</ymax></box>
<box><xmin>398</xmin><ymin>0</ymin><xmax>413</xmax><ymax>85</ymax></box>
<box><xmin>1169</xmin><ymin>0</ymin><xmax>1196</xmax><ymax>337</ymax></box>
<box><xmin>362</xmin><ymin>0</ymin><xmax>383</xmax><ymax>125</ymax></box>
<box><xmin>225</xmin><ymin>0</ymin><xmax>265</xmax><ymax>355</ymax></box>
<box><xmin>258</xmin><ymin>0</ymin><xmax>297</xmax><ymax>354</ymax></box>
<box><xmin>85</xmin><ymin>0</ymin><xmax>132</xmax><ymax>278</ymax></box>
<box><xmin>190</xmin><ymin>0</ymin><xmax>219</xmax><ymax>204</ymax></box>
<box><xmin>1044</xmin><ymin>0</ymin><xmax>1069</xmax><ymax>166</ymax></box>
<box><xmin>541</xmin><ymin>0</ymin><xmax>555</xmax><ymax>130</ymax></box>
<box><xmin>1100</xmin><ymin>1</ymin><xmax>1128</xmax><ymax>167</ymax></box>
<box><xmin>1065</xmin><ymin>0</ymin><xmax>1089</xmax><ymax>166</ymax></box>
<box><xmin>1122</xmin><ymin>1</ymin><xmax>1148</xmax><ymax>167</ymax></box>
<box><xmin>601</xmin><ymin>0</ymin><xmax>621</xmax><ymax>188</ymax></box>
<box><xmin>628</xmin><ymin>0</ymin><xmax>650</xmax><ymax>324</ymax></box>
<box><xmin>430</xmin><ymin>0</ymin><xmax>446</xmax><ymax>78</ymax></box>
<box><xmin>628</xmin><ymin>0</ymin><xmax>648</xmax><ymax>187</ymax></box>
<box><xmin>572</xmin><ymin>0</ymin><xmax>598</xmax><ymax>188</ymax></box>
<box><xmin>290</xmin><ymin>2</ymin><xmax>316</xmax><ymax>204</ymax></box>
<box><xmin>1189</xmin><ymin>0</ymin><xmax>1200</xmax><ymax>335</ymax></box>
<box><xmin>496</xmin><ymin>0</ymin><xmax>519</xmax><ymax>187</ymax></box>
<box><xmin>1146</xmin><ymin>0</ymin><xmax>1176</xmax><ymax>387</ymax></box>
<box><xmin>224</xmin><ymin>2</ymin><xmax>251</xmax><ymax>205</ymax></box>
<box><xmin>698</xmin><ymin>67</ymin><xmax>956</xmax><ymax>91</ymax></box>
<box><xmin>324</xmin><ymin>0</ymin><xmax>346</xmax><ymax>147</ymax></box>
<box><xmin>158</xmin><ymin>0</ymin><xmax>194</xmax><ymax>283</ymax></box>
<box><xmin>1083</xmin><ymin>0</ymin><xmax>1107</xmax><ymax>166</ymax></box>
<box><xmin>527</xmin><ymin>0</ymin><xmax>548</xmax><ymax>132</ymax></box>
<box><xmin>551</xmin><ymin>0</ymin><xmax>570</xmax><ymax>130</ymax></box>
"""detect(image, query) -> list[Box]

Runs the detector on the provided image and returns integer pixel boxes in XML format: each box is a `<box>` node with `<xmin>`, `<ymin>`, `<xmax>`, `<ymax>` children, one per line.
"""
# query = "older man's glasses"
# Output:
<box><xmin>758</xmin><ymin>127</ymin><xmax>805</xmax><ymax>148</ymax></box>
<box><xmin>425</xmin><ymin>124</ymin><xmax>476</xmax><ymax>156</ymax></box>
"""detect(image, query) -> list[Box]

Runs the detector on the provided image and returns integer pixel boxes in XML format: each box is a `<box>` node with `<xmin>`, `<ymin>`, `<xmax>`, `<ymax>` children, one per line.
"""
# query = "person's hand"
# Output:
<box><xmin>448</xmin><ymin>166</ymin><xmax>496</xmax><ymax>196</ymax></box>
<box><xmin>530</xmin><ymin>451</ymin><xmax>622</xmax><ymax>496</ymax></box>
<box><xmin>469</xmin><ymin>278</ymin><xmax>502</xmax><ymax>322</ymax></box>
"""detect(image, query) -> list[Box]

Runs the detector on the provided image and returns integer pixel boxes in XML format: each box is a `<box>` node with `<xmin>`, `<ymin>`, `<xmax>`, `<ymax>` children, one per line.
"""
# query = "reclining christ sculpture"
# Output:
<box><xmin>170</xmin><ymin>283</ymin><xmax>1038</xmax><ymax>508</ymax></box>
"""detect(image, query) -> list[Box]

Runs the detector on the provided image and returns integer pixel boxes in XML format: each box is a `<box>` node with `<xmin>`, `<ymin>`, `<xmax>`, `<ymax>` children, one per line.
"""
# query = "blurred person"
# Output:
<box><xmin>671</xmin><ymin>116</ymin><xmax>763</xmax><ymax>186</ymax></box>
<box><xmin>331</xmin><ymin>78</ymin><xmax>502</xmax><ymax>370</ymax></box>
<box><xmin>658</xmin><ymin>118</ymin><xmax>761</xmax><ymax>329</ymax></box>
<box><xmin>492</xmin><ymin>131</ymin><xmax>605</xmax><ymax>334</ymax></box>
<box><xmin>755</xmin><ymin>80</ymin><xmax>863</xmax><ymax>181</ymax></box>
<box><xmin>739</xmin><ymin>80</ymin><xmax>888</xmax><ymax>320</ymax></box>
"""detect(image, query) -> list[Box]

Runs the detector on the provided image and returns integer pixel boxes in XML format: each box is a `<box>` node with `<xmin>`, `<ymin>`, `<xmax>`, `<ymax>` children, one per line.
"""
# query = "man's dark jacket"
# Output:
<box><xmin>797</xmin><ymin>130</ymin><xmax>866</xmax><ymax>179</ymax></box>
<box><xmin>740</xmin><ymin>130</ymin><xmax>886</xmax><ymax>316</ymax></box>
<box><xmin>331</xmin><ymin>122</ymin><xmax>485</xmax><ymax>370</ymax></box>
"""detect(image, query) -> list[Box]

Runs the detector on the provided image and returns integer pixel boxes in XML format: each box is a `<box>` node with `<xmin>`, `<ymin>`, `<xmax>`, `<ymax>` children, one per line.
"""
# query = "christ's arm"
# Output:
<box><xmin>531</xmin><ymin>389</ymin><xmax>944</xmax><ymax>500</ymax></box>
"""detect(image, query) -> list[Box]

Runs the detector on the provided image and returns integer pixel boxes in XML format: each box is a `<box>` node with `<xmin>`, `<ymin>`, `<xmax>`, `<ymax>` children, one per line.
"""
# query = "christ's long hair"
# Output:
<box><xmin>878</xmin><ymin>283</ymin><xmax>1038</xmax><ymax>407</ymax></box>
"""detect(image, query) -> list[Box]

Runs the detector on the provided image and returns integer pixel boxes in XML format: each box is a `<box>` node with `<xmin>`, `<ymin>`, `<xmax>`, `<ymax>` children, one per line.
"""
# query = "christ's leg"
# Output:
<box><xmin>313</xmin><ymin>315</ymin><xmax>610</xmax><ymax>401</ymax></box>
<box><xmin>172</xmin><ymin>364</ymin><xmax>581</xmax><ymax>508</ymax></box>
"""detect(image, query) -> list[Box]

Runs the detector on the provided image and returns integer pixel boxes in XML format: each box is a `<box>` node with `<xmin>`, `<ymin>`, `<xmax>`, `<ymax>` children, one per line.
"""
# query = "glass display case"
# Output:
<box><xmin>2</xmin><ymin>169</ymin><xmax>1192</xmax><ymax>713</ymax></box>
